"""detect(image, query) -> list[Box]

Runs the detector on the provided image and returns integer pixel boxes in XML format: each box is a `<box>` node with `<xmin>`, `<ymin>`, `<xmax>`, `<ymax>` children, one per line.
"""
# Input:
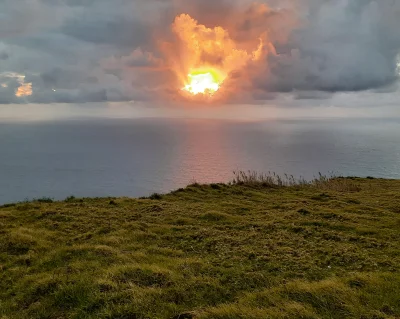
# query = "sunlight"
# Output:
<box><xmin>183</xmin><ymin>69</ymin><xmax>225</xmax><ymax>96</ymax></box>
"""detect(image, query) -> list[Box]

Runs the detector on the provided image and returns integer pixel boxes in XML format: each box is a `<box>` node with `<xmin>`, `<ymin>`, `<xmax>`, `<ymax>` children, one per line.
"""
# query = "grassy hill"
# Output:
<box><xmin>1</xmin><ymin>177</ymin><xmax>400</xmax><ymax>319</ymax></box>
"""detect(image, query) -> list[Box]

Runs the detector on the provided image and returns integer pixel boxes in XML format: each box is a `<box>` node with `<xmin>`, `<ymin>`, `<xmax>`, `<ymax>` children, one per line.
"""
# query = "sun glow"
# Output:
<box><xmin>183</xmin><ymin>69</ymin><xmax>225</xmax><ymax>95</ymax></box>
<box><xmin>169</xmin><ymin>13</ymin><xmax>269</xmax><ymax>100</ymax></box>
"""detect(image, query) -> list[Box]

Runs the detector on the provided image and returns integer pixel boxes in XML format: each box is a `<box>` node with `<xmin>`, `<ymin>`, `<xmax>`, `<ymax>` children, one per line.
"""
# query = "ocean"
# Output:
<box><xmin>0</xmin><ymin>117</ymin><xmax>399</xmax><ymax>204</ymax></box>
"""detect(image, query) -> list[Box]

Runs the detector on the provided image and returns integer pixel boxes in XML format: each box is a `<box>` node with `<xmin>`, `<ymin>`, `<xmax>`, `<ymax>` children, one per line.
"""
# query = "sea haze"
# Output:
<box><xmin>0</xmin><ymin>118</ymin><xmax>399</xmax><ymax>204</ymax></box>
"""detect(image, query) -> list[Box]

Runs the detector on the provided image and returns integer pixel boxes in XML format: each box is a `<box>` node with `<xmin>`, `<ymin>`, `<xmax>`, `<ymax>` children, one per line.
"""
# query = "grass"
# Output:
<box><xmin>0</xmin><ymin>175</ymin><xmax>400</xmax><ymax>318</ymax></box>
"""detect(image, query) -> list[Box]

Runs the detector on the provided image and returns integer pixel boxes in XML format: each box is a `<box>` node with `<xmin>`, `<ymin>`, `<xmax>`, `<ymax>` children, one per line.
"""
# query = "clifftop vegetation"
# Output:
<box><xmin>1</xmin><ymin>177</ymin><xmax>399</xmax><ymax>318</ymax></box>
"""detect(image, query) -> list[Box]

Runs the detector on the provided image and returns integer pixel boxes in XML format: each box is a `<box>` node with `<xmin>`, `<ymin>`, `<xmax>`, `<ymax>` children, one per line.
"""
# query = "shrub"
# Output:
<box><xmin>210</xmin><ymin>184</ymin><xmax>222</xmax><ymax>190</ymax></box>
<box><xmin>65</xmin><ymin>196</ymin><xmax>76</xmax><ymax>202</ymax></box>
<box><xmin>149</xmin><ymin>193</ymin><xmax>163</xmax><ymax>200</ymax></box>
<box><xmin>231</xmin><ymin>171</ymin><xmax>361</xmax><ymax>192</ymax></box>
<box><xmin>35</xmin><ymin>197</ymin><xmax>54</xmax><ymax>203</ymax></box>
<box><xmin>1</xmin><ymin>203</ymin><xmax>16</xmax><ymax>208</ymax></box>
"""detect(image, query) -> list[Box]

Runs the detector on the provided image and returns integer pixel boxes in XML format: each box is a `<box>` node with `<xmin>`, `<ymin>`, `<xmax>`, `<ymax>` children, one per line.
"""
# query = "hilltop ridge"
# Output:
<box><xmin>1</xmin><ymin>178</ymin><xmax>400</xmax><ymax>318</ymax></box>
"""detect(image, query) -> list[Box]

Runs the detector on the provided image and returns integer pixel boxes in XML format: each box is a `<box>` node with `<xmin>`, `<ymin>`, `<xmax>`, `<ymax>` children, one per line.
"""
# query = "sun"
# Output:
<box><xmin>183</xmin><ymin>68</ymin><xmax>225</xmax><ymax>96</ymax></box>
<box><xmin>184</xmin><ymin>73</ymin><xmax>219</xmax><ymax>95</ymax></box>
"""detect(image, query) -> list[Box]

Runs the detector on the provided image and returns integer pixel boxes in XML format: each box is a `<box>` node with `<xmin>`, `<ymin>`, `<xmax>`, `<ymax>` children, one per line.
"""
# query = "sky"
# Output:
<box><xmin>0</xmin><ymin>0</ymin><xmax>400</xmax><ymax>119</ymax></box>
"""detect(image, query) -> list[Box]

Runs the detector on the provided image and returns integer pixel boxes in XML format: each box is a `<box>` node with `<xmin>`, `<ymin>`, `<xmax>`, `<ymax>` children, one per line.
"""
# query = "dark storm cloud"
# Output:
<box><xmin>256</xmin><ymin>0</ymin><xmax>400</xmax><ymax>94</ymax></box>
<box><xmin>0</xmin><ymin>81</ymin><xmax>19</xmax><ymax>104</ymax></box>
<box><xmin>0</xmin><ymin>0</ymin><xmax>399</xmax><ymax>104</ymax></box>
<box><xmin>61</xmin><ymin>14</ymin><xmax>149</xmax><ymax>47</ymax></box>
<box><xmin>0</xmin><ymin>52</ymin><xmax>8</xmax><ymax>60</ymax></box>
<box><xmin>0</xmin><ymin>0</ymin><xmax>73</xmax><ymax>38</ymax></box>
<box><xmin>294</xmin><ymin>91</ymin><xmax>333</xmax><ymax>100</ymax></box>
<box><xmin>0</xmin><ymin>40</ymin><xmax>10</xmax><ymax>60</ymax></box>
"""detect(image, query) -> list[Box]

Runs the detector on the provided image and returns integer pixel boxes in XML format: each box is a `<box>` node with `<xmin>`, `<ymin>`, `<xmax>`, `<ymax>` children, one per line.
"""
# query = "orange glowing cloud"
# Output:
<box><xmin>166</xmin><ymin>12</ymin><xmax>273</xmax><ymax>99</ymax></box>
<box><xmin>15</xmin><ymin>82</ymin><xmax>33</xmax><ymax>97</ymax></box>
<box><xmin>0</xmin><ymin>72</ymin><xmax>33</xmax><ymax>98</ymax></box>
<box><xmin>109</xmin><ymin>2</ymin><xmax>298</xmax><ymax>104</ymax></box>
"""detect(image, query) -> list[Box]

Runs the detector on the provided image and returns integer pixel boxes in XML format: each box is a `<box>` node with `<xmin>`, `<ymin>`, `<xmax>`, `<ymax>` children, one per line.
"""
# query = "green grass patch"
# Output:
<box><xmin>0</xmin><ymin>178</ymin><xmax>399</xmax><ymax>318</ymax></box>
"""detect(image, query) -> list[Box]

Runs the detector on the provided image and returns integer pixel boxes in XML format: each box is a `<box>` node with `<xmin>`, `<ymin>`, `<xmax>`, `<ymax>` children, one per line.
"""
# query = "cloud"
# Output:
<box><xmin>61</xmin><ymin>12</ymin><xmax>148</xmax><ymax>48</ymax></box>
<box><xmin>0</xmin><ymin>0</ymin><xmax>74</xmax><ymax>38</ymax></box>
<box><xmin>255</xmin><ymin>0</ymin><xmax>400</xmax><ymax>94</ymax></box>
<box><xmin>0</xmin><ymin>52</ymin><xmax>8</xmax><ymax>60</ymax></box>
<box><xmin>0</xmin><ymin>0</ymin><xmax>399</xmax><ymax>104</ymax></box>
<box><xmin>0</xmin><ymin>72</ymin><xmax>32</xmax><ymax>102</ymax></box>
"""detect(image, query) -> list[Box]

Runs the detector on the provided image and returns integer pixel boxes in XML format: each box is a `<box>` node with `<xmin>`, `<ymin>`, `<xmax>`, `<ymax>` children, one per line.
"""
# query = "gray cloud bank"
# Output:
<box><xmin>0</xmin><ymin>0</ymin><xmax>399</xmax><ymax>104</ymax></box>
<box><xmin>261</xmin><ymin>0</ymin><xmax>400</xmax><ymax>94</ymax></box>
